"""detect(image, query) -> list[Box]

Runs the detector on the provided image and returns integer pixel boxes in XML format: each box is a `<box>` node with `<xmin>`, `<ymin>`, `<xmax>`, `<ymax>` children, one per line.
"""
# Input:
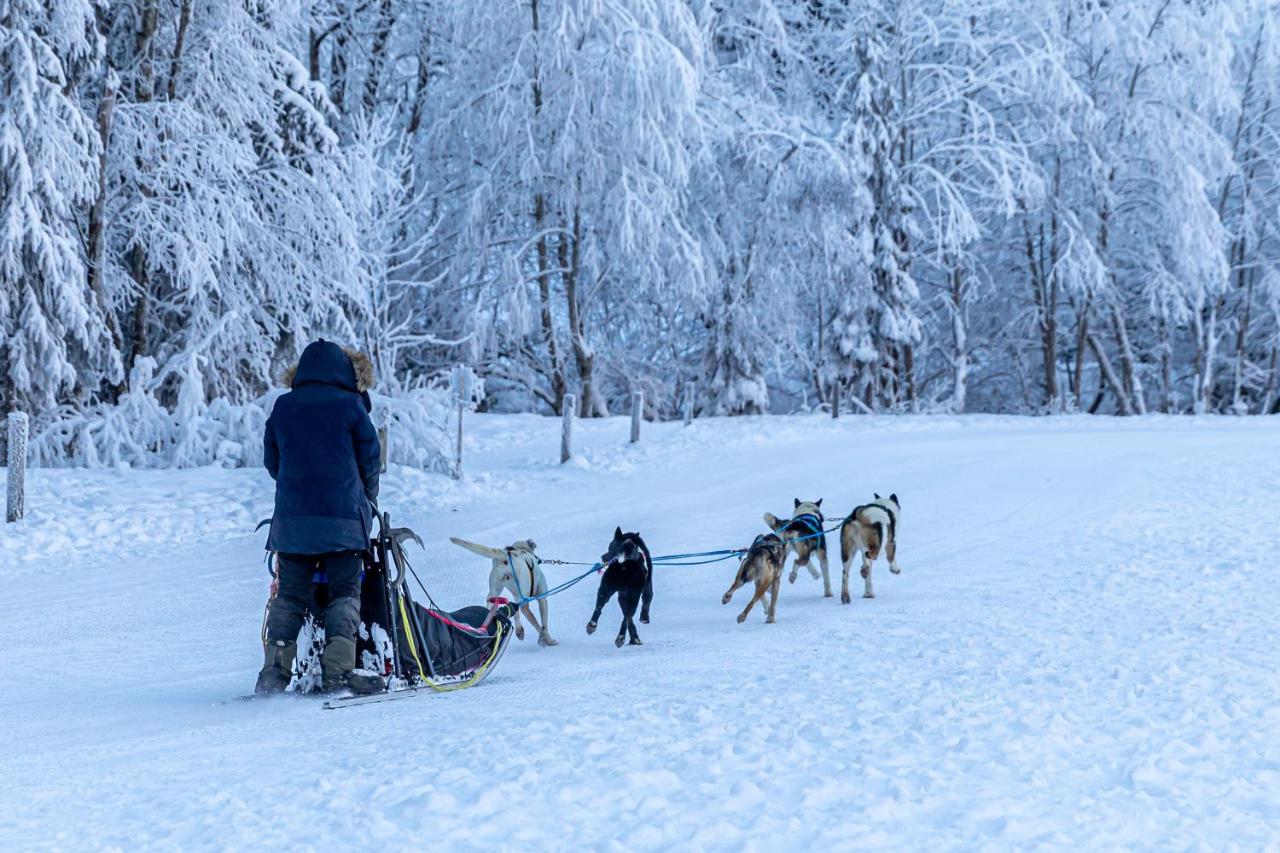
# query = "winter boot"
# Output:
<box><xmin>254</xmin><ymin>640</ymin><xmax>296</xmax><ymax>695</ymax></box>
<box><xmin>321</xmin><ymin>636</ymin><xmax>384</xmax><ymax>696</ymax></box>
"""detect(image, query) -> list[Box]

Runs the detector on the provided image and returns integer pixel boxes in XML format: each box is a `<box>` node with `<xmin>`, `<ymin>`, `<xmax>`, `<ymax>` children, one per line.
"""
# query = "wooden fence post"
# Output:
<box><xmin>630</xmin><ymin>391</ymin><xmax>643</xmax><ymax>444</ymax></box>
<box><xmin>683</xmin><ymin>386</ymin><xmax>693</xmax><ymax>427</ymax></box>
<box><xmin>561</xmin><ymin>394</ymin><xmax>575</xmax><ymax>464</ymax></box>
<box><xmin>7</xmin><ymin>411</ymin><xmax>28</xmax><ymax>523</ymax></box>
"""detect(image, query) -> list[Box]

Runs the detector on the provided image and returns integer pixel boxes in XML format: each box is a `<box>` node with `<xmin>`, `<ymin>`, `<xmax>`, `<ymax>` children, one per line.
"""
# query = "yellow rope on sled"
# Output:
<box><xmin>391</xmin><ymin>595</ymin><xmax>506</xmax><ymax>693</ymax></box>
<box><xmin>418</xmin><ymin>621</ymin><xmax>505</xmax><ymax>693</ymax></box>
<box><xmin>397</xmin><ymin>593</ymin><xmax>429</xmax><ymax>679</ymax></box>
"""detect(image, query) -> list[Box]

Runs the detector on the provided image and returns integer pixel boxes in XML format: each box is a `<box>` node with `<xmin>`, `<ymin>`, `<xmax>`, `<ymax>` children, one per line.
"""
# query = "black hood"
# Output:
<box><xmin>292</xmin><ymin>339</ymin><xmax>358</xmax><ymax>392</ymax></box>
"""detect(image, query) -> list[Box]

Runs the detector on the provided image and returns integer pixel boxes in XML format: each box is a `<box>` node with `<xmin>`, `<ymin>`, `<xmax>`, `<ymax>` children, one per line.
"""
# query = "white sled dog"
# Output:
<box><xmin>448</xmin><ymin>537</ymin><xmax>558</xmax><ymax>646</ymax></box>
<box><xmin>839</xmin><ymin>494</ymin><xmax>902</xmax><ymax>602</ymax></box>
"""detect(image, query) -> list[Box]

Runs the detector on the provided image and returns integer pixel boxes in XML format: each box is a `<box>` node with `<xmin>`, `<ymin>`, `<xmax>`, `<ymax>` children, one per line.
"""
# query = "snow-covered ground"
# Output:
<box><xmin>2</xmin><ymin>414</ymin><xmax>1278</xmax><ymax>849</ymax></box>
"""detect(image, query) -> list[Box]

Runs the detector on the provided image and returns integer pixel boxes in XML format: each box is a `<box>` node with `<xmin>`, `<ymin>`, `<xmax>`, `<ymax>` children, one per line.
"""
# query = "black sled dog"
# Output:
<box><xmin>587</xmin><ymin>528</ymin><xmax>654</xmax><ymax>647</ymax></box>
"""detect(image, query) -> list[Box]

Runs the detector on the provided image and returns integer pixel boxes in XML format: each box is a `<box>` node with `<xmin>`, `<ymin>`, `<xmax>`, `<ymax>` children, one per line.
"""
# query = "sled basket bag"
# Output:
<box><xmin>357</xmin><ymin>533</ymin><xmax>515</xmax><ymax>689</ymax></box>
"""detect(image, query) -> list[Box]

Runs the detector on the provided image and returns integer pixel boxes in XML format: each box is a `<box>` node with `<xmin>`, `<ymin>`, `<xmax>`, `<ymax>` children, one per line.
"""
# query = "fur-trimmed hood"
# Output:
<box><xmin>280</xmin><ymin>340</ymin><xmax>375</xmax><ymax>392</ymax></box>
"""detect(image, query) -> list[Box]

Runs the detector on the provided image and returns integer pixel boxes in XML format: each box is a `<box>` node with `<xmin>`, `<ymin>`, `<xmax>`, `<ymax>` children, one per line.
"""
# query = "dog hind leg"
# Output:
<box><xmin>840</xmin><ymin>527</ymin><xmax>854</xmax><ymax>604</ymax></box>
<box><xmin>640</xmin><ymin>569</ymin><xmax>653</xmax><ymax>624</ymax></box>
<box><xmin>722</xmin><ymin>573</ymin><xmax>745</xmax><ymax>606</ymax></box>
<box><xmin>520</xmin><ymin>603</ymin><xmax>544</xmax><ymax>638</ymax></box>
<box><xmin>766</xmin><ymin>573</ymin><xmax>781</xmax><ymax>623</ymax></box>
<box><xmin>840</xmin><ymin>548</ymin><xmax>854</xmax><ymax>605</ymax></box>
<box><xmin>737</xmin><ymin>578</ymin><xmax>766</xmax><ymax>623</ymax></box>
<box><xmin>805</xmin><ymin>547</ymin><xmax>821</xmax><ymax>581</ymax></box>
<box><xmin>818</xmin><ymin>545</ymin><xmax>832</xmax><ymax>597</ymax></box>
<box><xmin>617</xmin><ymin>589</ymin><xmax>641</xmax><ymax>647</ymax></box>
<box><xmin>887</xmin><ymin>537</ymin><xmax>901</xmax><ymax>575</ymax></box>
<box><xmin>536</xmin><ymin>596</ymin><xmax>557</xmax><ymax>646</ymax></box>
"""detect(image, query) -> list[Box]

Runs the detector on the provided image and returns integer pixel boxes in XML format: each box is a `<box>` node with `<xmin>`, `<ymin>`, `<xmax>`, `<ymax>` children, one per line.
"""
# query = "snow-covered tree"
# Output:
<box><xmin>0</xmin><ymin>0</ymin><xmax>119</xmax><ymax>415</ymax></box>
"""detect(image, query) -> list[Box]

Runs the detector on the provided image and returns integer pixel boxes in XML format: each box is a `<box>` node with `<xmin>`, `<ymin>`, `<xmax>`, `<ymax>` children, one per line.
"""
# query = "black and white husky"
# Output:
<box><xmin>588</xmin><ymin>528</ymin><xmax>654</xmax><ymax>647</ymax></box>
<box><xmin>763</xmin><ymin>499</ymin><xmax>832</xmax><ymax>598</ymax></box>
<box><xmin>839</xmin><ymin>494</ymin><xmax>902</xmax><ymax>602</ymax></box>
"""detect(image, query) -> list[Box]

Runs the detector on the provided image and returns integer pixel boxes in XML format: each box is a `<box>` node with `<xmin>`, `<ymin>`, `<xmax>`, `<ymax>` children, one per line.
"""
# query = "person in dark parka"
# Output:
<box><xmin>255</xmin><ymin>339</ymin><xmax>383</xmax><ymax>696</ymax></box>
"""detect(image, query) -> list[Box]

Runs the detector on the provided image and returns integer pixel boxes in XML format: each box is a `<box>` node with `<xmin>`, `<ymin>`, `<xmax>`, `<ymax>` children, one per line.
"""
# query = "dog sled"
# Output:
<box><xmin>261</xmin><ymin>510</ymin><xmax>516</xmax><ymax>708</ymax></box>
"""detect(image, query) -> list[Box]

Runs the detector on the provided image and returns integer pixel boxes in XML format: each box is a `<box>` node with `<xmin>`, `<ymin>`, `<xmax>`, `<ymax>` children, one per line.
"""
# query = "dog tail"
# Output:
<box><xmin>841</xmin><ymin>519</ymin><xmax>854</xmax><ymax>565</ymax></box>
<box><xmin>449</xmin><ymin>537</ymin><xmax>506</xmax><ymax>561</ymax></box>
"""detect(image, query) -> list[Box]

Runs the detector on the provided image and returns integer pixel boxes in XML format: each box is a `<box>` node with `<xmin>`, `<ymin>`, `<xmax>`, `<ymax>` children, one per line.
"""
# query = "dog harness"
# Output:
<box><xmin>748</xmin><ymin>533</ymin><xmax>783</xmax><ymax>557</ymax></box>
<box><xmin>790</xmin><ymin>513</ymin><xmax>825</xmax><ymax>544</ymax></box>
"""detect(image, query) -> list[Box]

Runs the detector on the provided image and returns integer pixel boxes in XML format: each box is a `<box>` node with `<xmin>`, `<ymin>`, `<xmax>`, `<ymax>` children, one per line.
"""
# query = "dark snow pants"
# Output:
<box><xmin>265</xmin><ymin>552</ymin><xmax>364</xmax><ymax>645</ymax></box>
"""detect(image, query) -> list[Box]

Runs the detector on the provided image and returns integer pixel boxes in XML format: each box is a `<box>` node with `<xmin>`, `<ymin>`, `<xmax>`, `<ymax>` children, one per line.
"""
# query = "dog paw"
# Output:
<box><xmin>823</xmin><ymin>590</ymin><xmax>833</xmax><ymax>598</ymax></box>
<box><xmin>788</xmin><ymin>572</ymin><xmax>797</xmax><ymax>584</ymax></box>
<box><xmin>614</xmin><ymin>636</ymin><xmax>625</xmax><ymax>648</ymax></box>
<box><xmin>539</xmin><ymin>635</ymin><xmax>558</xmax><ymax>647</ymax></box>
<box><xmin>629</xmin><ymin>638</ymin><xmax>643</xmax><ymax>645</ymax></box>
<box><xmin>640</xmin><ymin>615</ymin><xmax>650</xmax><ymax>624</ymax></box>
<box><xmin>890</xmin><ymin>566</ymin><xmax>901</xmax><ymax>575</ymax></box>
<box><xmin>841</xmin><ymin>592</ymin><xmax>851</xmax><ymax>604</ymax></box>
<box><xmin>863</xmin><ymin>592</ymin><xmax>875</xmax><ymax>599</ymax></box>
<box><xmin>585</xmin><ymin>622</ymin><xmax>597</xmax><ymax>635</ymax></box>
<box><xmin>860</xmin><ymin>567</ymin><xmax>869</xmax><ymax>579</ymax></box>
<box><xmin>766</xmin><ymin>617</ymin><xmax>775</xmax><ymax>624</ymax></box>
<box><xmin>736</xmin><ymin>613</ymin><xmax>747</xmax><ymax>623</ymax></box>
<box><xmin>515</xmin><ymin>626</ymin><xmax>526</xmax><ymax>641</ymax></box>
<box><xmin>721</xmin><ymin>594</ymin><xmax>731</xmax><ymax>605</ymax></box>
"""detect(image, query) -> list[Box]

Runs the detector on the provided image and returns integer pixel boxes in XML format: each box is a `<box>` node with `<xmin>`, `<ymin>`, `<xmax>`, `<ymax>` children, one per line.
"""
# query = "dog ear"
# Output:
<box><xmin>614</xmin><ymin>526</ymin><xmax>623</xmax><ymax>539</ymax></box>
<box><xmin>816</xmin><ymin>498</ymin><xmax>823</xmax><ymax>507</ymax></box>
<box><xmin>890</xmin><ymin>493</ymin><xmax>898</xmax><ymax>504</ymax></box>
<box><xmin>874</xmin><ymin>492</ymin><xmax>881</xmax><ymax>500</ymax></box>
<box><xmin>794</xmin><ymin>498</ymin><xmax>801</xmax><ymax>508</ymax></box>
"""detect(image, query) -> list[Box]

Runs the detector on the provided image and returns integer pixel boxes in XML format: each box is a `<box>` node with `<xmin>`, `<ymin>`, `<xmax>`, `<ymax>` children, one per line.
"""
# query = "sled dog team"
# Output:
<box><xmin>450</xmin><ymin>493</ymin><xmax>901</xmax><ymax>648</ymax></box>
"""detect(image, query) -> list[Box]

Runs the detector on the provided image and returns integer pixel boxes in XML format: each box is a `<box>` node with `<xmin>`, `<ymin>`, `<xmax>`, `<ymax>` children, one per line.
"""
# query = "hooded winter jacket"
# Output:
<box><xmin>264</xmin><ymin>340</ymin><xmax>381</xmax><ymax>554</ymax></box>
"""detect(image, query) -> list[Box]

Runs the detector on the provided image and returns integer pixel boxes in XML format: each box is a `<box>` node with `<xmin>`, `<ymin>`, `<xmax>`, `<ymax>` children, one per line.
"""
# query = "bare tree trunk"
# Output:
<box><xmin>1158</xmin><ymin>316</ymin><xmax>1174</xmax><ymax>412</ymax></box>
<box><xmin>1194</xmin><ymin>299</ymin><xmax>1220</xmax><ymax>414</ymax></box>
<box><xmin>309</xmin><ymin>29</ymin><xmax>322</xmax><ymax>81</ymax></box>
<box><xmin>561</xmin><ymin>205</ymin><xmax>601</xmax><ymax>417</ymax></box>
<box><xmin>1111</xmin><ymin>302</ymin><xmax>1145</xmax><ymax>415</ymax></box>
<box><xmin>126</xmin><ymin>0</ymin><xmax>160</xmax><ymax>375</ymax></box>
<box><xmin>1072</xmin><ymin>296</ymin><xmax>1091</xmax><ymax>411</ymax></box>
<box><xmin>361</xmin><ymin>0</ymin><xmax>395</xmax><ymax>117</ymax></box>
<box><xmin>1087</xmin><ymin>332</ymin><xmax>1133</xmax><ymax>415</ymax></box>
<box><xmin>1025</xmin><ymin>222</ymin><xmax>1057</xmax><ymax>410</ymax></box>
<box><xmin>949</xmin><ymin>265</ymin><xmax>967</xmax><ymax>414</ymax></box>
<box><xmin>1261</xmin><ymin>345</ymin><xmax>1278</xmax><ymax>415</ymax></box>
<box><xmin>330</xmin><ymin>3</ymin><xmax>349</xmax><ymax>114</ymax></box>
<box><xmin>527</xmin><ymin>0</ymin><xmax>565</xmax><ymax>415</ymax></box>
<box><xmin>902</xmin><ymin>343</ymin><xmax>916</xmax><ymax>412</ymax></box>
<box><xmin>1231</xmin><ymin>253</ymin><xmax>1255</xmax><ymax>412</ymax></box>
<box><xmin>166</xmin><ymin>0</ymin><xmax>192</xmax><ymax>101</ymax></box>
<box><xmin>87</xmin><ymin>67</ymin><xmax>122</xmax><ymax>365</ymax></box>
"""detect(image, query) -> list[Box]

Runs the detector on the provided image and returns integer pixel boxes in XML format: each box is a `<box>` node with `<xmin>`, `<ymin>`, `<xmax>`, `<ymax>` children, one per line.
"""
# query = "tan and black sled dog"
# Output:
<box><xmin>839</xmin><ymin>494</ymin><xmax>902</xmax><ymax>602</ymax></box>
<box><xmin>763</xmin><ymin>499</ymin><xmax>832</xmax><ymax>598</ymax></box>
<box><xmin>721</xmin><ymin>533</ymin><xmax>787</xmax><ymax>623</ymax></box>
<box><xmin>448</xmin><ymin>537</ymin><xmax>558</xmax><ymax>646</ymax></box>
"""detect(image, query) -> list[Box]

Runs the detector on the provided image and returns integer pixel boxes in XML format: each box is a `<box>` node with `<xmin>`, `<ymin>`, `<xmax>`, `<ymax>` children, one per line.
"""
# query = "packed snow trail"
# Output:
<box><xmin>2</xmin><ymin>415</ymin><xmax>1278</xmax><ymax>849</ymax></box>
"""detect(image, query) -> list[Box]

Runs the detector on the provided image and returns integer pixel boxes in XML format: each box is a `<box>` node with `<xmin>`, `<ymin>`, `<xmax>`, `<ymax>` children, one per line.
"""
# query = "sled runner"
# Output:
<box><xmin>256</xmin><ymin>509</ymin><xmax>515</xmax><ymax>706</ymax></box>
